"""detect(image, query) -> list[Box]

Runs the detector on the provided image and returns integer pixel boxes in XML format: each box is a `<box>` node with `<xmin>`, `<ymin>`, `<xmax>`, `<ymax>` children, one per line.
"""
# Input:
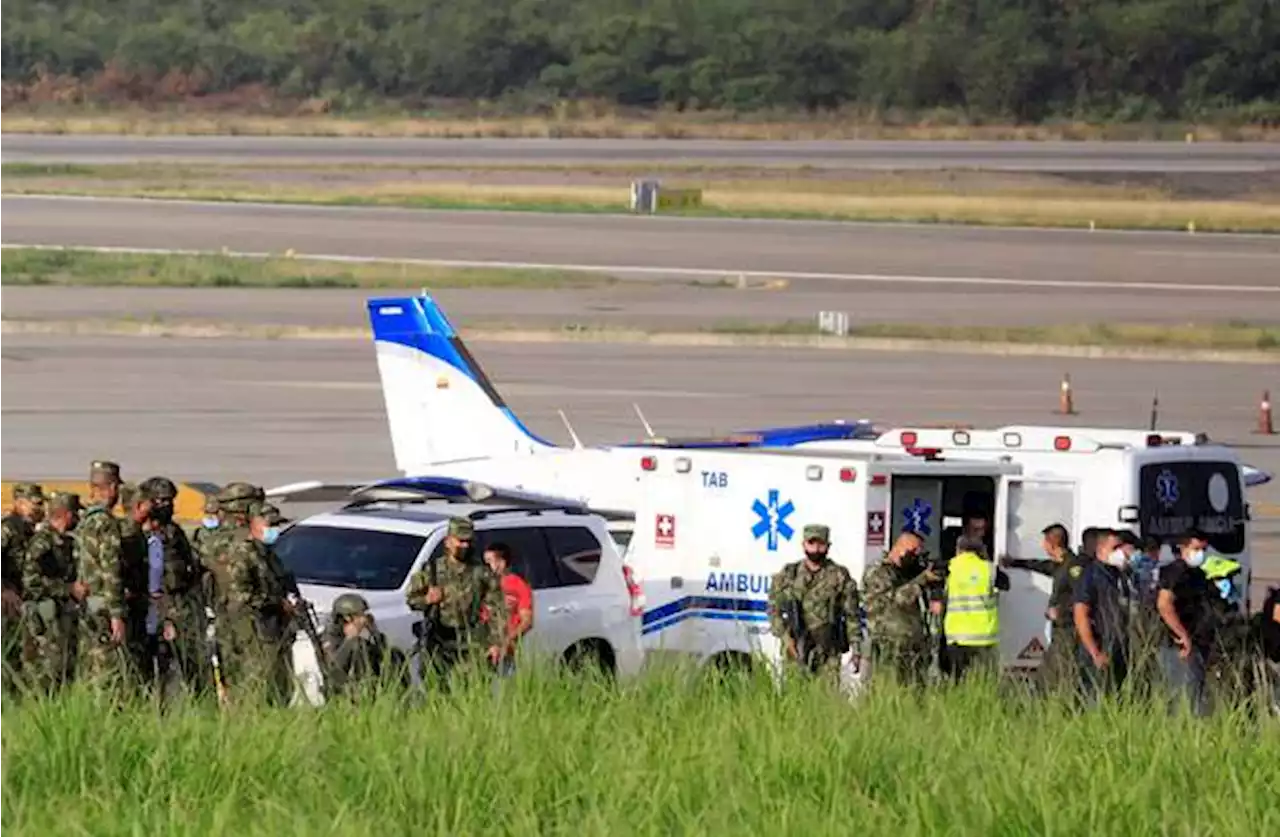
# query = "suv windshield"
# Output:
<box><xmin>1139</xmin><ymin>461</ymin><xmax>1245</xmax><ymax>555</ymax></box>
<box><xmin>274</xmin><ymin>524</ymin><xmax>428</xmax><ymax>590</ymax></box>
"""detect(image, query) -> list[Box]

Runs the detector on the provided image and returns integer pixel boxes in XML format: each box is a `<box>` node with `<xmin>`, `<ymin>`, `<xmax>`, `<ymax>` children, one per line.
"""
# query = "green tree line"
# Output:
<box><xmin>3</xmin><ymin>0</ymin><xmax>1278</xmax><ymax>122</ymax></box>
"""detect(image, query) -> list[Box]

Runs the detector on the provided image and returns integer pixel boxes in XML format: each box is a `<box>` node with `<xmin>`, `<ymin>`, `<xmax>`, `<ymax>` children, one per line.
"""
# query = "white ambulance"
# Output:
<box><xmin>799</xmin><ymin>425</ymin><xmax>1257</xmax><ymax>649</ymax></box>
<box><xmin>626</xmin><ymin>446</ymin><xmax>1052</xmax><ymax>682</ymax></box>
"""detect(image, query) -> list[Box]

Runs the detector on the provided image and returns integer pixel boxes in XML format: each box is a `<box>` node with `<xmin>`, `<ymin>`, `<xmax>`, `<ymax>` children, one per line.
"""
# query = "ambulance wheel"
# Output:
<box><xmin>706</xmin><ymin>652</ymin><xmax>754</xmax><ymax>685</ymax></box>
<box><xmin>563</xmin><ymin>640</ymin><xmax>616</xmax><ymax>681</ymax></box>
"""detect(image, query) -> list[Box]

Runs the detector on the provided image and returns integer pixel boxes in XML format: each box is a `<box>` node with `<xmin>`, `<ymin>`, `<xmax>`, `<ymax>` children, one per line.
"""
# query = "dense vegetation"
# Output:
<box><xmin>3</xmin><ymin>0</ymin><xmax>1278</xmax><ymax>123</ymax></box>
<box><xmin>4</xmin><ymin>666</ymin><xmax>1279</xmax><ymax>836</ymax></box>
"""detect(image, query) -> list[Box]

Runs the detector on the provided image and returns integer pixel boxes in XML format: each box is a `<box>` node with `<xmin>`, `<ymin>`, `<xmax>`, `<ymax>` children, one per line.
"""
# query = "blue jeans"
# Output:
<box><xmin>1159</xmin><ymin>645</ymin><xmax>1208</xmax><ymax>716</ymax></box>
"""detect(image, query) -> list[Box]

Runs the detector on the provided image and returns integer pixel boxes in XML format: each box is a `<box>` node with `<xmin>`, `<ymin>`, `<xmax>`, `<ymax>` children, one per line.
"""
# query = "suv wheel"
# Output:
<box><xmin>563</xmin><ymin>640</ymin><xmax>616</xmax><ymax>681</ymax></box>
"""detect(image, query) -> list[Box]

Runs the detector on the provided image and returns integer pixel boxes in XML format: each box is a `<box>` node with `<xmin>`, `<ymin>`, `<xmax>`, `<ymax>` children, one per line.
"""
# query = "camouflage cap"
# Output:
<box><xmin>803</xmin><ymin>523</ymin><xmax>830</xmax><ymax>543</ymax></box>
<box><xmin>216</xmin><ymin>482</ymin><xmax>262</xmax><ymax>504</ymax></box>
<box><xmin>119</xmin><ymin>482</ymin><xmax>141</xmax><ymax>508</ymax></box>
<box><xmin>249</xmin><ymin>501</ymin><xmax>289</xmax><ymax>526</ymax></box>
<box><xmin>46</xmin><ymin>491</ymin><xmax>81</xmax><ymax>514</ymax></box>
<box><xmin>448</xmin><ymin>517</ymin><xmax>475</xmax><ymax>539</ymax></box>
<box><xmin>12</xmin><ymin>482</ymin><xmax>45</xmax><ymax>502</ymax></box>
<box><xmin>140</xmin><ymin>476</ymin><xmax>179</xmax><ymax>502</ymax></box>
<box><xmin>90</xmin><ymin>460</ymin><xmax>121</xmax><ymax>483</ymax></box>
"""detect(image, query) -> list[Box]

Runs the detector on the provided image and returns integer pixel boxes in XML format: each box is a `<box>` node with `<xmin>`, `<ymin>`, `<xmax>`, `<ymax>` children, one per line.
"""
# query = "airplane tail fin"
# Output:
<box><xmin>366</xmin><ymin>295</ymin><xmax>554</xmax><ymax>472</ymax></box>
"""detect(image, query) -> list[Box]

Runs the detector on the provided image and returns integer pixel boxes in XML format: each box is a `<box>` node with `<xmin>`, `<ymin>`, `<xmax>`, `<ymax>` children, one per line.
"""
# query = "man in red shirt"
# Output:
<box><xmin>483</xmin><ymin>542</ymin><xmax>534</xmax><ymax>677</ymax></box>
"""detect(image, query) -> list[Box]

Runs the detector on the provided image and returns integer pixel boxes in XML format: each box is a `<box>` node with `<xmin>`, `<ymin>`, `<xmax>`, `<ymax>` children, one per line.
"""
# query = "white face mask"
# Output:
<box><xmin>1186</xmin><ymin>548</ymin><xmax>1207</xmax><ymax>568</ymax></box>
<box><xmin>1106</xmin><ymin>548</ymin><xmax>1130</xmax><ymax>568</ymax></box>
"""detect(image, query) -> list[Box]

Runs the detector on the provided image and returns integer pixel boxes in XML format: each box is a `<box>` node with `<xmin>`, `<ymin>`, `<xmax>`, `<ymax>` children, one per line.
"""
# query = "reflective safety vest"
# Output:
<box><xmin>1202</xmin><ymin>554</ymin><xmax>1244</xmax><ymax>607</ymax></box>
<box><xmin>943</xmin><ymin>551</ymin><xmax>999</xmax><ymax>647</ymax></box>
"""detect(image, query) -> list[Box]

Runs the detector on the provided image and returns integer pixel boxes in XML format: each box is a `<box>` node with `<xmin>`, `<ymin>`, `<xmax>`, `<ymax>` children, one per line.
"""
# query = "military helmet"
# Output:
<box><xmin>12</xmin><ymin>482</ymin><xmax>45</xmax><ymax>503</ymax></box>
<box><xmin>248</xmin><ymin>501</ymin><xmax>290</xmax><ymax>526</ymax></box>
<box><xmin>141</xmin><ymin>476</ymin><xmax>179</xmax><ymax>502</ymax></box>
<box><xmin>119</xmin><ymin>482</ymin><xmax>140</xmax><ymax>508</ymax></box>
<box><xmin>47</xmin><ymin>491</ymin><xmax>82</xmax><ymax>514</ymax></box>
<box><xmin>216</xmin><ymin>481</ymin><xmax>262</xmax><ymax>516</ymax></box>
<box><xmin>331</xmin><ymin>593</ymin><xmax>370</xmax><ymax>618</ymax></box>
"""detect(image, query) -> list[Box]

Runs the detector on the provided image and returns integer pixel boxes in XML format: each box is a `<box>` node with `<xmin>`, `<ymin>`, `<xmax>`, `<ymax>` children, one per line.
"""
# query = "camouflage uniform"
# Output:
<box><xmin>322</xmin><ymin>593</ymin><xmax>399</xmax><ymax>701</ymax></box>
<box><xmin>191</xmin><ymin>494</ymin><xmax>222</xmax><ymax>569</ymax></box>
<box><xmin>74</xmin><ymin>461</ymin><xmax>131</xmax><ymax>690</ymax></box>
<box><xmin>209</xmin><ymin>492</ymin><xmax>292</xmax><ymax>704</ymax></box>
<box><xmin>767</xmin><ymin>524</ymin><xmax>860</xmax><ymax>683</ymax></box>
<box><xmin>118</xmin><ymin>483</ymin><xmax>152</xmax><ymax>685</ymax></box>
<box><xmin>141</xmin><ymin>477</ymin><xmax>207</xmax><ymax>702</ymax></box>
<box><xmin>3</xmin><ymin>483</ymin><xmax>45</xmax><ymax>692</ymax></box>
<box><xmin>18</xmin><ymin>491</ymin><xmax>80</xmax><ymax>694</ymax></box>
<box><xmin>406</xmin><ymin>517</ymin><xmax>506</xmax><ymax>686</ymax></box>
<box><xmin>862</xmin><ymin>551</ymin><xmax>934</xmax><ymax>688</ymax></box>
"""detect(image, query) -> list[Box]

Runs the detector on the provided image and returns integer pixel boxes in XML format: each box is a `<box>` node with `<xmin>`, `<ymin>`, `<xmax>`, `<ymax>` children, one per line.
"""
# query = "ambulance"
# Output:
<box><xmin>625</xmin><ymin>445</ymin><xmax>1053</xmax><ymax>681</ymax></box>
<box><xmin>800</xmin><ymin>425</ymin><xmax>1258</xmax><ymax>616</ymax></box>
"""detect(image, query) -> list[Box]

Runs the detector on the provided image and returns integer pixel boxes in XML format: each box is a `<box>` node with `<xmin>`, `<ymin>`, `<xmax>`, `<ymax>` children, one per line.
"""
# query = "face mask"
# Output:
<box><xmin>150</xmin><ymin>505</ymin><xmax>174</xmax><ymax>524</ymax></box>
<box><xmin>1186</xmin><ymin>549</ymin><xmax>1206</xmax><ymax>568</ymax></box>
<box><xmin>1106</xmin><ymin>549</ymin><xmax>1129</xmax><ymax>568</ymax></box>
<box><xmin>262</xmin><ymin>527</ymin><xmax>280</xmax><ymax>546</ymax></box>
<box><xmin>202</xmin><ymin>516</ymin><xmax>219</xmax><ymax>529</ymax></box>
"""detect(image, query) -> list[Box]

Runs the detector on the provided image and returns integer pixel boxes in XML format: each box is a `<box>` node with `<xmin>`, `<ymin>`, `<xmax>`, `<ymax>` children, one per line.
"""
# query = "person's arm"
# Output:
<box><xmin>507</xmin><ymin>577</ymin><xmax>534</xmax><ymax>652</ymax></box>
<box><xmin>1156</xmin><ymin>589</ymin><xmax>1192</xmax><ymax>657</ymax></box>
<box><xmin>1072</xmin><ymin>568</ymin><xmax>1106</xmax><ymax>667</ymax></box>
<box><xmin>1001</xmin><ymin>557</ymin><xmax>1056</xmax><ymax>576</ymax></box>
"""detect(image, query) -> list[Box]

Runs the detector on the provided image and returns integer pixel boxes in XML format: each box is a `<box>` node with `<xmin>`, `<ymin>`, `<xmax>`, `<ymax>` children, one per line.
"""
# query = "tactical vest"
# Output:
<box><xmin>943</xmin><ymin>551</ymin><xmax>999</xmax><ymax>647</ymax></box>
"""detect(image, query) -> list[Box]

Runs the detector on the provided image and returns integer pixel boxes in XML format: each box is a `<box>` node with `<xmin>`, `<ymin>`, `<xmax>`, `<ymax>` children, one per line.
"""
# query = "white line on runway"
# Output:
<box><xmin>5</xmin><ymin>241</ymin><xmax>1278</xmax><ymax>295</ymax></box>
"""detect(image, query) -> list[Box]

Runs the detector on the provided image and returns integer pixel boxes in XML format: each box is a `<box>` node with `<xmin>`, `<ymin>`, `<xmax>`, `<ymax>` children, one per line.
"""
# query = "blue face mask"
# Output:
<box><xmin>202</xmin><ymin>516</ymin><xmax>219</xmax><ymax>529</ymax></box>
<box><xmin>262</xmin><ymin>527</ymin><xmax>280</xmax><ymax>546</ymax></box>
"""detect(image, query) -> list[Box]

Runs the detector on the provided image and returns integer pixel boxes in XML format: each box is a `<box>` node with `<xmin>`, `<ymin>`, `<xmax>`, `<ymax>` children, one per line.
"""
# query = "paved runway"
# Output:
<box><xmin>6</xmin><ymin>196</ymin><xmax>1280</xmax><ymax>297</ymax></box>
<box><xmin>7</xmin><ymin>135</ymin><xmax>1280</xmax><ymax>172</ymax></box>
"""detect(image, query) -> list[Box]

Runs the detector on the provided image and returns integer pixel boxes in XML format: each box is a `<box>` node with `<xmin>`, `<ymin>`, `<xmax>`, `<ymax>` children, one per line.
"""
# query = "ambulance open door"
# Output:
<box><xmin>996</xmin><ymin>476</ymin><xmax>1078</xmax><ymax>672</ymax></box>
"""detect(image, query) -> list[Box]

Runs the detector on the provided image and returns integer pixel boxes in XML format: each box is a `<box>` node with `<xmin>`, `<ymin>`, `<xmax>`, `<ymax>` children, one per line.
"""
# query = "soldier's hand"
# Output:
<box><xmin>922</xmin><ymin>568</ymin><xmax>942</xmax><ymax>583</ymax></box>
<box><xmin>784</xmin><ymin>637</ymin><xmax>798</xmax><ymax>660</ymax></box>
<box><xmin>928</xmin><ymin>600</ymin><xmax>943</xmax><ymax>616</ymax></box>
<box><xmin>1090</xmin><ymin>649</ymin><xmax>1110</xmax><ymax>670</ymax></box>
<box><xmin>1</xmin><ymin>588</ymin><xmax>20</xmax><ymax>618</ymax></box>
<box><xmin>425</xmin><ymin>586</ymin><xmax>444</xmax><ymax>605</ymax></box>
<box><xmin>109</xmin><ymin>617</ymin><xmax>126</xmax><ymax>645</ymax></box>
<box><xmin>486</xmin><ymin>645</ymin><xmax>502</xmax><ymax>665</ymax></box>
<box><xmin>162</xmin><ymin>621</ymin><xmax>176</xmax><ymax>642</ymax></box>
<box><xmin>70</xmin><ymin>580</ymin><xmax>89</xmax><ymax>601</ymax></box>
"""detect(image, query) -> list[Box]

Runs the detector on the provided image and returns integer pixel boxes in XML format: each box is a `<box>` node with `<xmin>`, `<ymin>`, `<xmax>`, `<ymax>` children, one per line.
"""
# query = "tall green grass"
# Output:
<box><xmin>4</xmin><ymin>662</ymin><xmax>1277</xmax><ymax>836</ymax></box>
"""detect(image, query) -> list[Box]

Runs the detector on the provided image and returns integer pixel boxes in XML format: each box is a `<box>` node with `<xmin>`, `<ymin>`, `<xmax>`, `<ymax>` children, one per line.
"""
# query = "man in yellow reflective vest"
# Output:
<box><xmin>943</xmin><ymin>536</ymin><xmax>1010</xmax><ymax>681</ymax></box>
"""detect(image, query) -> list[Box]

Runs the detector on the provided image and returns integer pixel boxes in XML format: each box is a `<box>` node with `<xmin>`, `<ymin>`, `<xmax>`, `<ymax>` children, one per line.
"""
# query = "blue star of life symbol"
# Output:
<box><xmin>1155</xmin><ymin>469</ymin><xmax>1179</xmax><ymax>509</ymax></box>
<box><xmin>751</xmin><ymin>489</ymin><xmax>795</xmax><ymax>552</ymax></box>
<box><xmin>902</xmin><ymin>497</ymin><xmax>933</xmax><ymax>536</ymax></box>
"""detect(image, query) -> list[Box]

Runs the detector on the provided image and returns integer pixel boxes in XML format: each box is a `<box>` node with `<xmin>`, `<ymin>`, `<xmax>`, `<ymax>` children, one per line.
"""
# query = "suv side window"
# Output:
<box><xmin>546</xmin><ymin>527</ymin><xmax>603</xmax><ymax>586</ymax></box>
<box><xmin>474</xmin><ymin>526</ymin><xmax>560</xmax><ymax>590</ymax></box>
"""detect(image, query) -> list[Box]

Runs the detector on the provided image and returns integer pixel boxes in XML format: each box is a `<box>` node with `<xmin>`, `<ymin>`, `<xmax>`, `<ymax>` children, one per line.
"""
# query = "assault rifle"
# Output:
<box><xmin>782</xmin><ymin>597</ymin><xmax>812</xmax><ymax>671</ymax></box>
<box><xmin>202</xmin><ymin>602</ymin><xmax>229</xmax><ymax>707</ymax></box>
<box><xmin>411</xmin><ymin>554</ymin><xmax>442</xmax><ymax>656</ymax></box>
<box><xmin>281</xmin><ymin>571</ymin><xmax>329</xmax><ymax>692</ymax></box>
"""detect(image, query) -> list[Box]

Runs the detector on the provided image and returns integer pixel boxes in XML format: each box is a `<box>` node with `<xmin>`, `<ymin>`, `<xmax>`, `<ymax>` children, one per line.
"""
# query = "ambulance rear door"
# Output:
<box><xmin>997</xmin><ymin>475</ymin><xmax>1079</xmax><ymax>672</ymax></box>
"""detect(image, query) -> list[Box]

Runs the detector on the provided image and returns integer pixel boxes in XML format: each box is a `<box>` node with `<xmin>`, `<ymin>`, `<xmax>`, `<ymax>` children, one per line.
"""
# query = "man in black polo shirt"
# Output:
<box><xmin>1073</xmin><ymin>529</ymin><xmax>1135</xmax><ymax>704</ymax></box>
<box><xmin>1155</xmin><ymin>531</ymin><xmax>1215</xmax><ymax>717</ymax></box>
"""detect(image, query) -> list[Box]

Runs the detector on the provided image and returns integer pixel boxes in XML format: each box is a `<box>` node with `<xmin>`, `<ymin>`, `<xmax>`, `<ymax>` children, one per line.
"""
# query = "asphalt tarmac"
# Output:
<box><xmin>6</xmin><ymin>196</ymin><xmax>1280</xmax><ymax>297</ymax></box>
<box><xmin>7</xmin><ymin>135</ymin><xmax>1280</xmax><ymax>172</ymax></box>
<box><xmin>3</xmin><ymin>333</ymin><xmax>1276</xmax><ymax>600</ymax></box>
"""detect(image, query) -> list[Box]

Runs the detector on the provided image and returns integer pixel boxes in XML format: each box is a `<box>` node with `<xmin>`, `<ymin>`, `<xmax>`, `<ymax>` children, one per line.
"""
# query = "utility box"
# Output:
<box><xmin>630</xmin><ymin>180</ymin><xmax>660</xmax><ymax>213</ymax></box>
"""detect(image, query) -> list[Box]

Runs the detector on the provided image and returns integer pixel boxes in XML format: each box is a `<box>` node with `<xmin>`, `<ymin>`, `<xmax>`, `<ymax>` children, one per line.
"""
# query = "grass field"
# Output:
<box><xmin>0</xmin><ymin>246</ymin><xmax>614</xmax><ymax>290</ymax></box>
<box><xmin>6</xmin><ymin>162</ymin><xmax>1279</xmax><ymax>232</ymax></box>
<box><xmin>3</xmin><ymin>666</ymin><xmax>1278</xmax><ymax>837</ymax></box>
<box><xmin>5</xmin><ymin>106</ymin><xmax>1280</xmax><ymax>142</ymax></box>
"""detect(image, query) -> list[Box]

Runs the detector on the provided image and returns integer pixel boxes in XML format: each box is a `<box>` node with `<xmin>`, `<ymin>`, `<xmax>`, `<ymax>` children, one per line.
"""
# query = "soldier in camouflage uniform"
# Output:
<box><xmin>210</xmin><ymin>494</ymin><xmax>294</xmax><ymax>705</ymax></box>
<box><xmin>139</xmin><ymin>477</ymin><xmax>206</xmax><ymax>704</ymax></box>
<box><xmin>861</xmin><ymin>530</ymin><xmax>939</xmax><ymax>689</ymax></box>
<box><xmin>406</xmin><ymin>517</ymin><xmax>506</xmax><ymax>689</ymax></box>
<box><xmin>3</xmin><ymin>482</ymin><xmax>45</xmax><ymax>693</ymax></box>
<box><xmin>118</xmin><ymin>482</ymin><xmax>153</xmax><ymax>688</ymax></box>
<box><xmin>71</xmin><ymin>460</ymin><xmax>130</xmax><ymax>692</ymax></box>
<box><xmin>18</xmin><ymin>491</ymin><xmax>80</xmax><ymax>695</ymax></box>
<box><xmin>767</xmin><ymin>523</ymin><xmax>861</xmax><ymax>684</ymax></box>
<box><xmin>322</xmin><ymin>592</ymin><xmax>401</xmax><ymax>701</ymax></box>
<box><xmin>192</xmin><ymin>494</ymin><xmax>222</xmax><ymax>569</ymax></box>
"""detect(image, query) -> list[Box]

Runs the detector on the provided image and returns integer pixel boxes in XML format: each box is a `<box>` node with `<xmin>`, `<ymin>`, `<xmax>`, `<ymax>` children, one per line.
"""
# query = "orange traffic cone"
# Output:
<box><xmin>1258</xmin><ymin>390</ymin><xmax>1274</xmax><ymax>435</ymax></box>
<box><xmin>1058</xmin><ymin>373</ymin><xmax>1076</xmax><ymax>416</ymax></box>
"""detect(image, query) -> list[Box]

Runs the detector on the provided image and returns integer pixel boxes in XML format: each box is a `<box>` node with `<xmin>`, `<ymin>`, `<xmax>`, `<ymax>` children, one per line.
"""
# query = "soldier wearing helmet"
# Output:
<box><xmin>322</xmin><ymin>592</ymin><xmax>397</xmax><ymax>699</ymax></box>
<box><xmin>3</xmin><ymin>482</ymin><xmax>45</xmax><ymax>693</ymax></box>
<box><xmin>19</xmin><ymin>491</ymin><xmax>81</xmax><ymax>694</ymax></box>
<box><xmin>136</xmin><ymin>476</ymin><xmax>203</xmax><ymax>703</ymax></box>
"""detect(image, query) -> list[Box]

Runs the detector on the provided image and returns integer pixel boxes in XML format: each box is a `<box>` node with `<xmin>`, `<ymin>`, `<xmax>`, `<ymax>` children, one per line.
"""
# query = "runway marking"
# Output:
<box><xmin>4</xmin><ymin>242</ymin><xmax>1278</xmax><ymax>296</ymax></box>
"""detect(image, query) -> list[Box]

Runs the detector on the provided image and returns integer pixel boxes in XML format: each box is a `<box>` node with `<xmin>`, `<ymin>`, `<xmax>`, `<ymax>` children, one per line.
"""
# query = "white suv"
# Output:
<box><xmin>274</xmin><ymin>491</ymin><xmax>646</xmax><ymax>704</ymax></box>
